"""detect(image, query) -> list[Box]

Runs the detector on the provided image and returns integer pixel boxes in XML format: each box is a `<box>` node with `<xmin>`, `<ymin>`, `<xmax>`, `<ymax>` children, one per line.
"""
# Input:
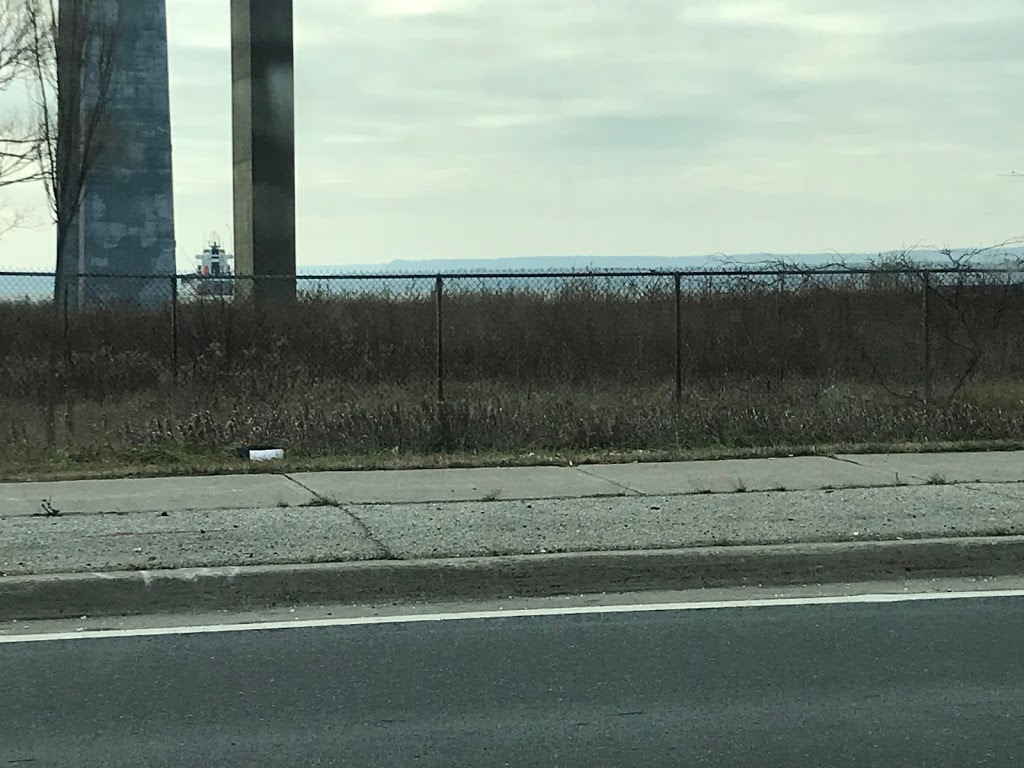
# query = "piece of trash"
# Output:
<box><xmin>237</xmin><ymin>445</ymin><xmax>285</xmax><ymax>461</ymax></box>
<box><xmin>250</xmin><ymin>449</ymin><xmax>284</xmax><ymax>461</ymax></box>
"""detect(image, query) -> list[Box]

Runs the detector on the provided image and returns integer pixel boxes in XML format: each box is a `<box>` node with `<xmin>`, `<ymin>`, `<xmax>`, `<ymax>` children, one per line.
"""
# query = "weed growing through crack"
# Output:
<box><xmin>311</xmin><ymin>494</ymin><xmax>342</xmax><ymax>507</ymax></box>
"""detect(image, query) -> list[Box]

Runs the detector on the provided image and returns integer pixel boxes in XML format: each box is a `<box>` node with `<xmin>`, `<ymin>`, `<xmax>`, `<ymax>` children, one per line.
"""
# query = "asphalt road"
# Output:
<box><xmin>2</xmin><ymin>595</ymin><xmax>1023</xmax><ymax>767</ymax></box>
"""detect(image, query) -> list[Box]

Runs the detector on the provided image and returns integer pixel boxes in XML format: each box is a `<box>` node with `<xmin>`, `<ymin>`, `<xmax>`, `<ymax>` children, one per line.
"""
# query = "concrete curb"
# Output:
<box><xmin>2</xmin><ymin>536</ymin><xmax>1024</xmax><ymax>621</ymax></box>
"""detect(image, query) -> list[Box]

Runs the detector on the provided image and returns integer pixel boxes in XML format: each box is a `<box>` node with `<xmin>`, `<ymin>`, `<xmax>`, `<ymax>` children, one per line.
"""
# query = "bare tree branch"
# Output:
<box><xmin>0</xmin><ymin>0</ymin><xmax>42</xmax><ymax>193</ymax></box>
<box><xmin>0</xmin><ymin>0</ymin><xmax>33</xmax><ymax>89</ymax></box>
<box><xmin>22</xmin><ymin>0</ymin><xmax>124</xmax><ymax>284</ymax></box>
<box><xmin>0</xmin><ymin>204</ymin><xmax>33</xmax><ymax>236</ymax></box>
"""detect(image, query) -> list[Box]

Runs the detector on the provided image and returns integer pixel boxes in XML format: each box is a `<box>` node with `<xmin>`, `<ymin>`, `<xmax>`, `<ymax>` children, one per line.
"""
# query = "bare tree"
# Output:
<box><xmin>14</xmin><ymin>0</ymin><xmax>124</xmax><ymax>447</ymax></box>
<box><xmin>0</xmin><ymin>0</ymin><xmax>38</xmax><ymax>236</ymax></box>
<box><xmin>23</xmin><ymin>0</ymin><xmax>123</xmax><ymax>299</ymax></box>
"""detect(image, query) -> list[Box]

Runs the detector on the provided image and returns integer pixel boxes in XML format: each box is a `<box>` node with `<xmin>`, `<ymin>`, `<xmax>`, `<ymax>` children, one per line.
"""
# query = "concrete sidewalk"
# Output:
<box><xmin>4</xmin><ymin>450</ymin><xmax>1024</xmax><ymax>517</ymax></box>
<box><xmin>1</xmin><ymin>451</ymin><xmax>1023</xmax><ymax>619</ymax></box>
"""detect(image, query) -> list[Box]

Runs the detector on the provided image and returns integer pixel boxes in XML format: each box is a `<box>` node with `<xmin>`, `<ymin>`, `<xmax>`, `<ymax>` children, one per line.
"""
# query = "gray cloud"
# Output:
<box><xmin>289</xmin><ymin>0</ymin><xmax>1021</xmax><ymax>156</ymax></box>
<box><xmin>3</xmin><ymin>0</ymin><xmax>1022</xmax><ymax>268</ymax></box>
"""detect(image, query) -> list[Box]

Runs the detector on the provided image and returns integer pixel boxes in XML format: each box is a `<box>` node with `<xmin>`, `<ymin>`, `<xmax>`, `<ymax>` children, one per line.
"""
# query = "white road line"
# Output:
<box><xmin>2</xmin><ymin>588</ymin><xmax>1023</xmax><ymax>644</ymax></box>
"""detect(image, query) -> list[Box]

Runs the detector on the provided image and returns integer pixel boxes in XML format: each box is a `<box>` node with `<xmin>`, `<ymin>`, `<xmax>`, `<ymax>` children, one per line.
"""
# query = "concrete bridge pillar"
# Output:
<box><xmin>231</xmin><ymin>0</ymin><xmax>296</xmax><ymax>301</ymax></box>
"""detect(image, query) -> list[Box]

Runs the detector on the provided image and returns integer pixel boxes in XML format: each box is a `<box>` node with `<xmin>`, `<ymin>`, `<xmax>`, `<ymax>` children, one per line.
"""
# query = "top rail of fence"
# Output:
<box><xmin>3</xmin><ymin>265</ymin><xmax>1024</xmax><ymax>281</ymax></box>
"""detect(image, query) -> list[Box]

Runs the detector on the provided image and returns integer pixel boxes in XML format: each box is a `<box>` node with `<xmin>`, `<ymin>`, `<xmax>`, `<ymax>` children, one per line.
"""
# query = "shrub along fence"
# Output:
<box><xmin>2</xmin><ymin>266</ymin><xmax>1024</xmax><ymax>459</ymax></box>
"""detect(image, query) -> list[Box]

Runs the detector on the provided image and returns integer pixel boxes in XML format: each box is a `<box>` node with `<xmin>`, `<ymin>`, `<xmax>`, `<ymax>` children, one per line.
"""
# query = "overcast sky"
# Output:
<box><xmin>2</xmin><ymin>0</ymin><xmax>1023</xmax><ymax>270</ymax></box>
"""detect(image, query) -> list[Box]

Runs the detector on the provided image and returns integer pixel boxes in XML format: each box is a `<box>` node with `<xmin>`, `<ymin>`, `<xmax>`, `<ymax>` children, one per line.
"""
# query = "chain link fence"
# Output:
<box><xmin>3</xmin><ymin>266</ymin><xmax>1024</xmax><ymax>457</ymax></box>
<box><xmin>3</xmin><ymin>267</ymin><xmax>1024</xmax><ymax>400</ymax></box>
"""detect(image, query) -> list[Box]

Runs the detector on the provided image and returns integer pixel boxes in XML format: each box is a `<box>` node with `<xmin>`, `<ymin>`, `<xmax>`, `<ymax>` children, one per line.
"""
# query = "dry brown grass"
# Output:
<box><xmin>3</xmin><ymin>268</ymin><xmax>1024</xmax><ymax>479</ymax></box>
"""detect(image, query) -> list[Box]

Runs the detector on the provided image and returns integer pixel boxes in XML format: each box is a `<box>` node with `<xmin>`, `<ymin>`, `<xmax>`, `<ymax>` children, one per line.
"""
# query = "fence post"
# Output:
<box><xmin>776</xmin><ymin>272</ymin><xmax>786</xmax><ymax>385</ymax></box>
<box><xmin>170</xmin><ymin>274</ymin><xmax>179</xmax><ymax>383</ymax></box>
<box><xmin>62</xmin><ymin>286</ymin><xmax>75</xmax><ymax>438</ymax></box>
<box><xmin>674</xmin><ymin>273</ymin><xmax>682</xmax><ymax>404</ymax></box>
<box><xmin>435</xmin><ymin>276</ymin><xmax>445</xmax><ymax>403</ymax></box>
<box><xmin>921</xmin><ymin>271</ymin><xmax>932</xmax><ymax>403</ymax></box>
<box><xmin>705</xmin><ymin>273</ymin><xmax>716</xmax><ymax>384</ymax></box>
<box><xmin>220</xmin><ymin>273</ymin><xmax>232</xmax><ymax>373</ymax></box>
<box><xmin>62</xmin><ymin>287</ymin><xmax>71</xmax><ymax>371</ymax></box>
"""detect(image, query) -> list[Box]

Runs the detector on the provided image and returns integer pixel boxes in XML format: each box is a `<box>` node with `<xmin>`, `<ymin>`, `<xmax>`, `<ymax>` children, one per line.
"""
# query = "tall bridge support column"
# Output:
<box><xmin>231</xmin><ymin>0</ymin><xmax>296</xmax><ymax>301</ymax></box>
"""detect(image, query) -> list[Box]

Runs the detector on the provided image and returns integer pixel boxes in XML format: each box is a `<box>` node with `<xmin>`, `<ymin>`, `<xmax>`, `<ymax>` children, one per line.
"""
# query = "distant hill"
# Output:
<box><xmin>300</xmin><ymin>246</ymin><xmax>1024</xmax><ymax>275</ymax></box>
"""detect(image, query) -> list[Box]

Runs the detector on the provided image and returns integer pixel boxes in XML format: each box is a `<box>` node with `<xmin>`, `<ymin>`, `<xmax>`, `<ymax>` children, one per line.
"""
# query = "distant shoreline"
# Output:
<box><xmin>3</xmin><ymin>245</ymin><xmax>1023</xmax><ymax>277</ymax></box>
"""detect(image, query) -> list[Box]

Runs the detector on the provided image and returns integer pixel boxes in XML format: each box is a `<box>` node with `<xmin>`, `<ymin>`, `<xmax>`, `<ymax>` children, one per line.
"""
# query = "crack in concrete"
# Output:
<box><xmin>826</xmin><ymin>454</ymin><xmax>913</xmax><ymax>486</ymax></box>
<box><xmin>13</xmin><ymin>505</ymin><xmax>293</xmax><ymax>519</ymax></box>
<box><xmin>570</xmin><ymin>465</ymin><xmax>641</xmax><ymax>496</ymax></box>
<box><xmin>963</xmin><ymin>482</ymin><xmax>1024</xmax><ymax>501</ymax></box>
<box><xmin>283</xmin><ymin>475</ymin><xmax>394</xmax><ymax>560</ymax></box>
<box><xmin>827</xmin><ymin>454</ymin><xmax>870</xmax><ymax>467</ymax></box>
